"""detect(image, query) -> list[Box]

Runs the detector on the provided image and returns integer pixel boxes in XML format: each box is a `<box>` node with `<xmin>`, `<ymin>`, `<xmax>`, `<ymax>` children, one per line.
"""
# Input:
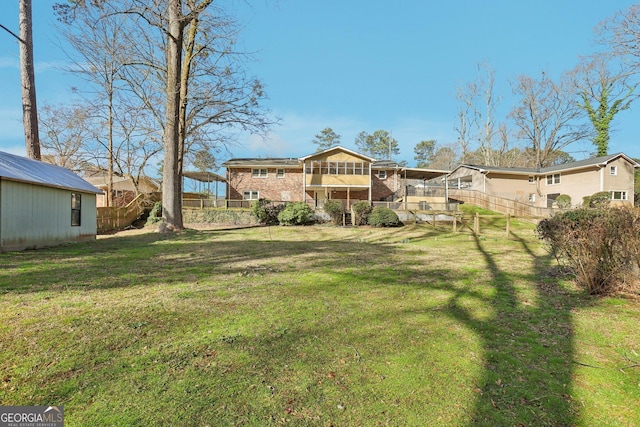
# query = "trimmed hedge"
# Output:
<box><xmin>278</xmin><ymin>202</ymin><xmax>315</xmax><ymax>226</ymax></box>
<box><xmin>368</xmin><ymin>206</ymin><xmax>402</xmax><ymax>227</ymax></box>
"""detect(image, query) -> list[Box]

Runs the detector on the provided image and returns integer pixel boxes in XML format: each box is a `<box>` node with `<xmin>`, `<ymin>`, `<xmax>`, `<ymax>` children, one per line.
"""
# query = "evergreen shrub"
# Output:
<box><xmin>368</xmin><ymin>206</ymin><xmax>402</xmax><ymax>227</ymax></box>
<box><xmin>278</xmin><ymin>202</ymin><xmax>315</xmax><ymax>226</ymax></box>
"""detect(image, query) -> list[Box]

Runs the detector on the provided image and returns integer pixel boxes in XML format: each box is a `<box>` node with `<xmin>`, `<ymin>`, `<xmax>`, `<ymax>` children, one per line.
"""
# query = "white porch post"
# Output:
<box><xmin>302</xmin><ymin>161</ymin><xmax>307</xmax><ymax>203</ymax></box>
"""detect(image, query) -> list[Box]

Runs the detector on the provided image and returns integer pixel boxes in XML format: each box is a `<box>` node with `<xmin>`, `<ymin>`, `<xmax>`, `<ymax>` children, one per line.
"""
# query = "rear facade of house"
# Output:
<box><xmin>0</xmin><ymin>151</ymin><xmax>102</xmax><ymax>252</ymax></box>
<box><xmin>223</xmin><ymin>147</ymin><xmax>406</xmax><ymax>208</ymax></box>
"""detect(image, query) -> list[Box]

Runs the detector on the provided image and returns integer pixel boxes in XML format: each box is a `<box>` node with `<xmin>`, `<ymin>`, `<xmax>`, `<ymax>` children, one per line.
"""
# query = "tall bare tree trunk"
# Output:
<box><xmin>19</xmin><ymin>0</ymin><xmax>40</xmax><ymax>160</ymax></box>
<box><xmin>176</xmin><ymin>16</ymin><xmax>198</xmax><ymax>202</ymax></box>
<box><xmin>160</xmin><ymin>0</ymin><xmax>185</xmax><ymax>232</ymax></box>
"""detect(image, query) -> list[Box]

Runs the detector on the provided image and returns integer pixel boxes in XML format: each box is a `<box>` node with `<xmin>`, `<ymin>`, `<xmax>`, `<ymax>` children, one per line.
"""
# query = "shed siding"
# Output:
<box><xmin>1</xmin><ymin>180</ymin><xmax>97</xmax><ymax>252</ymax></box>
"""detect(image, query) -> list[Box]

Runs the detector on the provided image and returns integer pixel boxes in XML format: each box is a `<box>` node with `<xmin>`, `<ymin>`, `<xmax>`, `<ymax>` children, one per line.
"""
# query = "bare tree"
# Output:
<box><xmin>54</xmin><ymin>0</ymin><xmax>274</xmax><ymax>229</ymax></box>
<box><xmin>454</xmin><ymin>62</ymin><xmax>512</xmax><ymax>166</ymax></box>
<box><xmin>454</xmin><ymin>79</ymin><xmax>478</xmax><ymax>164</ymax></box>
<box><xmin>510</xmin><ymin>72</ymin><xmax>590</xmax><ymax>168</ymax></box>
<box><xmin>39</xmin><ymin>104</ymin><xmax>91</xmax><ymax>171</ymax></box>
<box><xmin>55</xmin><ymin>2</ymin><xmax>133</xmax><ymax>206</ymax></box>
<box><xmin>595</xmin><ymin>5</ymin><xmax>640</xmax><ymax>72</ymax></box>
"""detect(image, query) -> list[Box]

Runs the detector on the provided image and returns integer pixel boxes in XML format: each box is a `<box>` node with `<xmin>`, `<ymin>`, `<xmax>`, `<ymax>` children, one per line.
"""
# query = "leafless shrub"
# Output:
<box><xmin>536</xmin><ymin>206</ymin><xmax>640</xmax><ymax>295</ymax></box>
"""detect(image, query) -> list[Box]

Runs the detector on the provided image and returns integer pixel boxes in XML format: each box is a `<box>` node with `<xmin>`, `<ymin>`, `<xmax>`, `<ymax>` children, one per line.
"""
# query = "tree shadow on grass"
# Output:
<box><xmin>439</xmin><ymin>230</ymin><xmax>589</xmax><ymax>426</ymax></box>
<box><xmin>0</xmin><ymin>225</ymin><xmax>592</xmax><ymax>425</ymax></box>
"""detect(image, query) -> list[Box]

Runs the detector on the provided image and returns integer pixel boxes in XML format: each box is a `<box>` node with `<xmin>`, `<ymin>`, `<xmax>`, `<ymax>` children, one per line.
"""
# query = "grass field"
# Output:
<box><xmin>1</xmin><ymin>218</ymin><xmax>639</xmax><ymax>426</ymax></box>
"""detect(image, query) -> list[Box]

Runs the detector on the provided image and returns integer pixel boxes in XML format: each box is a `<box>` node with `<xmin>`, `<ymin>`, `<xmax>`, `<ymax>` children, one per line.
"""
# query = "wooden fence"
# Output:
<box><xmin>448</xmin><ymin>189</ymin><xmax>555</xmax><ymax>218</ymax></box>
<box><xmin>97</xmin><ymin>193</ymin><xmax>154</xmax><ymax>233</ymax></box>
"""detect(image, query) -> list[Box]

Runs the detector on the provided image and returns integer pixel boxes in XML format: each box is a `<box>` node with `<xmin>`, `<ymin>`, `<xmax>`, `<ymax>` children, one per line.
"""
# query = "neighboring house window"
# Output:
<box><xmin>276</xmin><ymin>169</ymin><xmax>285</xmax><ymax>178</ymax></box>
<box><xmin>71</xmin><ymin>193</ymin><xmax>81</xmax><ymax>226</ymax></box>
<box><xmin>528</xmin><ymin>193</ymin><xmax>536</xmax><ymax>202</ymax></box>
<box><xmin>243</xmin><ymin>190</ymin><xmax>259</xmax><ymax>200</ymax></box>
<box><xmin>378</xmin><ymin>170</ymin><xmax>387</xmax><ymax>179</ymax></box>
<box><xmin>546</xmin><ymin>173</ymin><xmax>560</xmax><ymax>185</ymax></box>
<box><xmin>610</xmin><ymin>166</ymin><xmax>617</xmax><ymax>175</ymax></box>
<box><xmin>252</xmin><ymin>168</ymin><xmax>267</xmax><ymax>178</ymax></box>
<box><xmin>611</xmin><ymin>191</ymin><xmax>627</xmax><ymax>200</ymax></box>
<box><xmin>528</xmin><ymin>176</ymin><xmax>534</xmax><ymax>184</ymax></box>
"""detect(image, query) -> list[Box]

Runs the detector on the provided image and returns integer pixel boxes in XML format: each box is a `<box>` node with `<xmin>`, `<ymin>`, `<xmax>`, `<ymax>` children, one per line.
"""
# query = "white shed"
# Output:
<box><xmin>0</xmin><ymin>151</ymin><xmax>103</xmax><ymax>252</ymax></box>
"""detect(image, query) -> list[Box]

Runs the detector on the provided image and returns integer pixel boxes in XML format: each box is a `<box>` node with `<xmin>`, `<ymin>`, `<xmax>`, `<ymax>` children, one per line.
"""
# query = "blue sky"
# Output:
<box><xmin>1</xmin><ymin>0</ymin><xmax>639</xmax><ymax>168</ymax></box>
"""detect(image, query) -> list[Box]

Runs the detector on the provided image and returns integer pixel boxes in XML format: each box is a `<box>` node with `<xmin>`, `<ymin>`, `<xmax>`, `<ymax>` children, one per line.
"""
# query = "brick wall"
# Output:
<box><xmin>228</xmin><ymin>168</ymin><xmax>304</xmax><ymax>202</ymax></box>
<box><xmin>371</xmin><ymin>170</ymin><xmax>399</xmax><ymax>201</ymax></box>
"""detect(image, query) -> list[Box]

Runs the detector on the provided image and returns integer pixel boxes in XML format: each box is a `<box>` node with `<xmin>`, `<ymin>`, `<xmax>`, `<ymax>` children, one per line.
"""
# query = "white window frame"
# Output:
<box><xmin>610</xmin><ymin>166</ymin><xmax>617</xmax><ymax>175</ymax></box>
<box><xmin>378</xmin><ymin>170</ymin><xmax>387</xmax><ymax>179</ymax></box>
<box><xmin>528</xmin><ymin>193</ymin><xmax>536</xmax><ymax>202</ymax></box>
<box><xmin>611</xmin><ymin>190</ymin><xmax>627</xmax><ymax>200</ymax></box>
<box><xmin>276</xmin><ymin>169</ymin><xmax>285</xmax><ymax>178</ymax></box>
<box><xmin>546</xmin><ymin>173</ymin><xmax>560</xmax><ymax>185</ymax></box>
<box><xmin>252</xmin><ymin>168</ymin><xmax>268</xmax><ymax>178</ymax></box>
<box><xmin>243</xmin><ymin>190</ymin><xmax>259</xmax><ymax>200</ymax></box>
<box><xmin>528</xmin><ymin>176</ymin><xmax>534</xmax><ymax>184</ymax></box>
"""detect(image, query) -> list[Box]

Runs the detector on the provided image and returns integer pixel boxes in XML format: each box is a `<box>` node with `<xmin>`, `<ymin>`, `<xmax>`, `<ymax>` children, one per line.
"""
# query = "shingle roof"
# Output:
<box><xmin>0</xmin><ymin>151</ymin><xmax>102</xmax><ymax>194</ymax></box>
<box><xmin>221</xmin><ymin>158</ymin><xmax>301</xmax><ymax>167</ymax></box>
<box><xmin>457</xmin><ymin>153</ymin><xmax>638</xmax><ymax>175</ymax></box>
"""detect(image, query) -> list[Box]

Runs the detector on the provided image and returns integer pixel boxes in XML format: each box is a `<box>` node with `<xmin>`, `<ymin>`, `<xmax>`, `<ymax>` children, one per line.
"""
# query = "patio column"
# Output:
<box><xmin>303</xmin><ymin>161</ymin><xmax>307</xmax><ymax>203</ymax></box>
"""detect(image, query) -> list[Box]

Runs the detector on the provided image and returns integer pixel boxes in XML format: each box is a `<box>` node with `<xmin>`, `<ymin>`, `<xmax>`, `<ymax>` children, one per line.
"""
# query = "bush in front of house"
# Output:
<box><xmin>352</xmin><ymin>201</ymin><xmax>372</xmax><ymax>226</ymax></box>
<box><xmin>323</xmin><ymin>200</ymin><xmax>344</xmax><ymax>225</ymax></box>
<box><xmin>277</xmin><ymin>202</ymin><xmax>315</xmax><ymax>226</ymax></box>
<box><xmin>146</xmin><ymin>201</ymin><xmax>163</xmax><ymax>225</ymax></box>
<box><xmin>555</xmin><ymin>194</ymin><xmax>571</xmax><ymax>209</ymax></box>
<box><xmin>536</xmin><ymin>206</ymin><xmax>640</xmax><ymax>296</ymax></box>
<box><xmin>251</xmin><ymin>198</ymin><xmax>284</xmax><ymax>225</ymax></box>
<box><xmin>368</xmin><ymin>206</ymin><xmax>402</xmax><ymax>227</ymax></box>
<box><xmin>588</xmin><ymin>191</ymin><xmax>611</xmax><ymax>208</ymax></box>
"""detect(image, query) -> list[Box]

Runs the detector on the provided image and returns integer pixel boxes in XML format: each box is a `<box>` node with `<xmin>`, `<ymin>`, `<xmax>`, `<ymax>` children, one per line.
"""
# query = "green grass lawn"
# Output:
<box><xmin>1</xmin><ymin>220</ymin><xmax>639</xmax><ymax>426</ymax></box>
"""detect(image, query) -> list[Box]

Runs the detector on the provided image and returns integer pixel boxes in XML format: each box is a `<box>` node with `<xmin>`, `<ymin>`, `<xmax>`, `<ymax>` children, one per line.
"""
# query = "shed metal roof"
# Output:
<box><xmin>0</xmin><ymin>151</ymin><xmax>103</xmax><ymax>194</ymax></box>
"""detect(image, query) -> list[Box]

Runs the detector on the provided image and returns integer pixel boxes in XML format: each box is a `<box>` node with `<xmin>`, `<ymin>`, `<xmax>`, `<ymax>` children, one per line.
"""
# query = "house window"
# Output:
<box><xmin>252</xmin><ymin>168</ymin><xmax>267</xmax><ymax>178</ymax></box>
<box><xmin>546</xmin><ymin>173</ymin><xmax>560</xmax><ymax>185</ymax></box>
<box><xmin>276</xmin><ymin>169</ymin><xmax>285</xmax><ymax>178</ymax></box>
<box><xmin>528</xmin><ymin>176</ymin><xmax>534</xmax><ymax>184</ymax></box>
<box><xmin>611</xmin><ymin>191</ymin><xmax>627</xmax><ymax>200</ymax></box>
<box><xmin>610</xmin><ymin>166</ymin><xmax>617</xmax><ymax>175</ymax></box>
<box><xmin>71</xmin><ymin>193</ymin><xmax>81</xmax><ymax>226</ymax></box>
<box><xmin>243</xmin><ymin>190</ymin><xmax>259</xmax><ymax>200</ymax></box>
<box><xmin>378</xmin><ymin>170</ymin><xmax>387</xmax><ymax>179</ymax></box>
<box><xmin>528</xmin><ymin>193</ymin><xmax>536</xmax><ymax>202</ymax></box>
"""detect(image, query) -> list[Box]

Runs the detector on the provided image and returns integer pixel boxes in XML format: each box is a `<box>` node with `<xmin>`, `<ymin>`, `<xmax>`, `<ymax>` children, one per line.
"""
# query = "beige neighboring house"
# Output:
<box><xmin>447</xmin><ymin>153</ymin><xmax>639</xmax><ymax>208</ymax></box>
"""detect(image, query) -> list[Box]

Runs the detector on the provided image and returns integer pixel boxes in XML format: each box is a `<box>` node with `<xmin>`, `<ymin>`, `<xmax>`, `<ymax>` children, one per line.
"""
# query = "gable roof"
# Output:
<box><xmin>449</xmin><ymin>152</ymin><xmax>639</xmax><ymax>177</ymax></box>
<box><xmin>0</xmin><ymin>151</ymin><xmax>102</xmax><ymax>194</ymax></box>
<box><xmin>223</xmin><ymin>146</ymin><xmax>378</xmax><ymax>168</ymax></box>
<box><xmin>300</xmin><ymin>146</ymin><xmax>377</xmax><ymax>162</ymax></box>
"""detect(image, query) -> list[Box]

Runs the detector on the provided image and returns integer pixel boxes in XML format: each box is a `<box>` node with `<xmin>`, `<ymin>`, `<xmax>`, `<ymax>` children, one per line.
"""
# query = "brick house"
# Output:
<box><xmin>223</xmin><ymin>146</ymin><xmax>448</xmax><ymax>208</ymax></box>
